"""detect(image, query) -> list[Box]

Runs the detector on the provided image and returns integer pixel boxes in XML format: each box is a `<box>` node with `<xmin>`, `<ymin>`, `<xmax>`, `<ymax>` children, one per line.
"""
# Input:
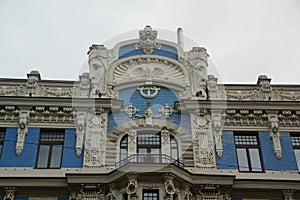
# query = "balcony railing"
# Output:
<box><xmin>115</xmin><ymin>154</ymin><xmax>184</xmax><ymax>169</ymax></box>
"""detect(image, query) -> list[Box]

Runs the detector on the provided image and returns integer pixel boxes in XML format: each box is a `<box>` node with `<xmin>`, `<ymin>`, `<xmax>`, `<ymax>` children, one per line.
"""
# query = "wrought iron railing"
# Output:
<box><xmin>115</xmin><ymin>154</ymin><xmax>184</xmax><ymax>169</ymax></box>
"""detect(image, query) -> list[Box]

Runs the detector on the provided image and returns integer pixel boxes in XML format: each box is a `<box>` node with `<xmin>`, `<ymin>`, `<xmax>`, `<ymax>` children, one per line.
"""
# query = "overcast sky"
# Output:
<box><xmin>0</xmin><ymin>0</ymin><xmax>299</xmax><ymax>84</ymax></box>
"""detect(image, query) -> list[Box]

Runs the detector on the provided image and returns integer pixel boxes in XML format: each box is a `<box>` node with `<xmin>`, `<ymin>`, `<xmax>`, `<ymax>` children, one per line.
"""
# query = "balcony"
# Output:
<box><xmin>115</xmin><ymin>154</ymin><xmax>184</xmax><ymax>169</ymax></box>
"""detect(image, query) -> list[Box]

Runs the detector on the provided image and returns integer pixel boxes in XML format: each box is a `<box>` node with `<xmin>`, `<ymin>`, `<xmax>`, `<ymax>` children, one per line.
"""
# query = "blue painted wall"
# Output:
<box><xmin>107</xmin><ymin>87</ymin><xmax>191</xmax><ymax>134</ymax></box>
<box><xmin>15</xmin><ymin>197</ymin><xmax>28</xmax><ymax>200</ymax></box>
<box><xmin>62</xmin><ymin>128</ymin><xmax>83</xmax><ymax>168</ymax></box>
<box><xmin>0</xmin><ymin>128</ymin><xmax>39</xmax><ymax>167</ymax></box>
<box><xmin>119</xmin><ymin>44</ymin><xmax>178</xmax><ymax>60</ymax></box>
<box><xmin>0</xmin><ymin>128</ymin><xmax>82</xmax><ymax>168</ymax></box>
<box><xmin>259</xmin><ymin>131</ymin><xmax>298</xmax><ymax>171</ymax></box>
<box><xmin>216</xmin><ymin>131</ymin><xmax>238</xmax><ymax>170</ymax></box>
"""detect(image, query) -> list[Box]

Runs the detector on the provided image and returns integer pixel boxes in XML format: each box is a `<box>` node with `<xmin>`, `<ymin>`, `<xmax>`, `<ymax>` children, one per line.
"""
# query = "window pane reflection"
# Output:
<box><xmin>237</xmin><ymin>148</ymin><xmax>249</xmax><ymax>171</ymax></box>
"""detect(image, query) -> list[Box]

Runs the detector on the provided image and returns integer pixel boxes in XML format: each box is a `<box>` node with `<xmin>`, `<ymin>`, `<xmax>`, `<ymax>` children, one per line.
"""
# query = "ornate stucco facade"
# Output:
<box><xmin>0</xmin><ymin>26</ymin><xmax>300</xmax><ymax>200</ymax></box>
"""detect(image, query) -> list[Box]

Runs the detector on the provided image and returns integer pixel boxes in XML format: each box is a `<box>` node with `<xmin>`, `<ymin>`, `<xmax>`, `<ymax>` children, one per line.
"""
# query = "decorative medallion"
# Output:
<box><xmin>138</xmin><ymin>85</ymin><xmax>160</xmax><ymax>98</ymax></box>
<box><xmin>124</xmin><ymin>103</ymin><xmax>139</xmax><ymax>118</ymax></box>
<box><xmin>159</xmin><ymin>103</ymin><xmax>174</xmax><ymax>118</ymax></box>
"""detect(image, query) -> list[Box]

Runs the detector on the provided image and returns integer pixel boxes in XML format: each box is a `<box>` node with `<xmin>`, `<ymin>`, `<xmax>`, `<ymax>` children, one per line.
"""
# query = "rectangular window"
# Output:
<box><xmin>0</xmin><ymin>128</ymin><xmax>6</xmax><ymax>159</ymax></box>
<box><xmin>143</xmin><ymin>189</ymin><xmax>159</xmax><ymax>200</ymax></box>
<box><xmin>291</xmin><ymin>133</ymin><xmax>300</xmax><ymax>171</ymax></box>
<box><xmin>234</xmin><ymin>133</ymin><xmax>263</xmax><ymax>172</ymax></box>
<box><xmin>36</xmin><ymin>129</ymin><xmax>64</xmax><ymax>168</ymax></box>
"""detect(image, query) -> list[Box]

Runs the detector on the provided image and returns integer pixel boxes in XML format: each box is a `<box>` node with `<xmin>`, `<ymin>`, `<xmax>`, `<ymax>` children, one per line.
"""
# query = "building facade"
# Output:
<box><xmin>0</xmin><ymin>26</ymin><xmax>300</xmax><ymax>200</ymax></box>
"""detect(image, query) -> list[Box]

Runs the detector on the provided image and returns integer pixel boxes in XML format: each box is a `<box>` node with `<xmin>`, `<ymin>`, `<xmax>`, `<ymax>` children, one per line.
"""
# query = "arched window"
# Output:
<box><xmin>170</xmin><ymin>135</ymin><xmax>178</xmax><ymax>160</ymax></box>
<box><xmin>120</xmin><ymin>135</ymin><xmax>128</xmax><ymax>160</ymax></box>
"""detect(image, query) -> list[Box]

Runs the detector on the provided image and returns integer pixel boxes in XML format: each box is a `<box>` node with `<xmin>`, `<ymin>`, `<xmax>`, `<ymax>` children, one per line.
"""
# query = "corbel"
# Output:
<box><xmin>75</xmin><ymin>111</ymin><xmax>87</xmax><ymax>156</ymax></box>
<box><xmin>16</xmin><ymin>111</ymin><xmax>29</xmax><ymax>156</ymax></box>
<box><xmin>283</xmin><ymin>189</ymin><xmax>295</xmax><ymax>200</ymax></box>
<box><xmin>268</xmin><ymin>114</ymin><xmax>282</xmax><ymax>159</ymax></box>
<box><xmin>164</xmin><ymin>173</ymin><xmax>176</xmax><ymax>198</ymax></box>
<box><xmin>211</xmin><ymin>111</ymin><xmax>224</xmax><ymax>158</ymax></box>
<box><xmin>126</xmin><ymin>173</ymin><xmax>138</xmax><ymax>200</ymax></box>
<box><xmin>3</xmin><ymin>186</ymin><xmax>17</xmax><ymax>200</ymax></box>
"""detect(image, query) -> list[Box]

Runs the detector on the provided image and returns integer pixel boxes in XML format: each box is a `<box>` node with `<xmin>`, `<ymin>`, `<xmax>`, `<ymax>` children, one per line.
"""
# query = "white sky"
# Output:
<box><xmin>0</xmin><ymin>0</ymin><xmax>299</xmax><ymax>84</ymax></box>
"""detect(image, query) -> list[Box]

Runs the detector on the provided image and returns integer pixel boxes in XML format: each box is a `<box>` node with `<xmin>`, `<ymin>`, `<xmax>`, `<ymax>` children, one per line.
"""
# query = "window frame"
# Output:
<box><xmin>290</xmin><ymin>133</ymin><xmax>300</xmax><ymax>171</ymax></box>
<box><xmin>234</xmin><ymin>132</ymin><xmax>264</xmax><ymax>172</ymax></box>
<box><xmin>120</xmin><ymin>135</ymin><xmax>128</xmax><ymax>160</ymax></box>
<box><xmin>142</xmin><ymin>189</ymin><xmax>159</xmax><ymax>200</ymax></box>
<box><xmin>35</xmin><ymin>128</ymin><xmax>65</xmax><ymax>169</ymax></box>
<box><xmin>170</xmin><ymin>135</ymin><xmax>178</xmax><ymax>160</ymax></box>
<box><xmin>0</xmin><ymin>128</ymin><xmax>6</xmax><ymax>159</ymax></box>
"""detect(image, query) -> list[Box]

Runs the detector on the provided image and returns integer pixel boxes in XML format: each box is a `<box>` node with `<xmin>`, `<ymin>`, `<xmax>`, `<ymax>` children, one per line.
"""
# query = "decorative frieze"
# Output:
<box><xmin>199</xmin><ymin>185</ymin><xmax>230</xmax><ymax>200</ymax></box>
<box><xmin>29</xmin><ymin>106</ymin><xmax>74</xmax><ymax>124</ymax></box>
<box><xmin>224</xmin><ymin>109</ymin><xmax>268</xmax><ymax>127</ymax></box>
<box><xmin>226</xmin><ymin>90</ymin><xmax>258</xmax><ymax>101</ymax></box>
<box><xmin>76</xmin><ymin>184</ymin><xmax>103</xmax><ymax>200</ymax></box>
<box><xmin>16</xmin><ymin>111</ymin><xmax>29</xmax><ymax>156</ymax></box>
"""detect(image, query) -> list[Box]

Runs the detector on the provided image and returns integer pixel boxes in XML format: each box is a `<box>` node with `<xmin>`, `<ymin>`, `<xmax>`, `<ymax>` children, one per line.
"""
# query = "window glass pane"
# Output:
<box><xmin>50</xmin><ymin>145</ymin><xmax>63</xmax><ymax>168</ymax></box>
<box><xmin>121</xmin><ymin>149</ymin><xmax>128</xmax><ymax>160</ymax></box>
<box><xmin>237</xmin><ymin>148</ymin><xmax>249</xmax><ymax>171</ymax></box>
<box><xmin>0</xmin><ymin>144</ymin><xmax>3</xmax><ymax>158</ymax></box>
<box><xmin>294</xmin><ymin>149</ymin><xmax>300</xmax><ymax>171</ymax></box>
<box><xmin>171</xmin><ymin>148</ymin><xmax>178</xmax><ymax>160</ymax></box>
<box><xmin>249</xmin><ymin>148</ymin><xmax>262</xmax><ymax>172</ymax></box>
<box><xmin>37</xmin><ymin>145</ymin><xmax>50</xmax><ymax>168</ymax></box>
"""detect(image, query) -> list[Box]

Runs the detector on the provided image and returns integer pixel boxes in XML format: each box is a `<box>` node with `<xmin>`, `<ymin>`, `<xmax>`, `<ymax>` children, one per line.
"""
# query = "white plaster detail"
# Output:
<box><xmin>124</xmin><ymin>103</ymin><xmax>139</xmax><ymax>118</ymax></box>
<box><xmin>136</xmin><ymin>102</ymin><xmax>160</xmax><ymax>125</ymax></box>
<box><xmin>161</xmin><ymin>129</ymin><xmax>171</xmax><ymax>157</ymax></box>
<box><xmin>74</xmin><ymin>184</ymin><xmax>103</xmax><ymax>200</ymax></box>
<box><xmin>138</xmin><ymin>85</ymin><xmax>160</xmax><ymax>98</ymax></box>
<box><xmin>135</xmin><ymin>25</ymin><xmax>161</xmax><ymax>55</ymax></box>
<box><xmin>212</xmin><ymin>113</ymin><xmax>223</xmax><ymax>158</ymax></box>
<box><xmin>283</xmin><ymin>189</ymin><xmax>295</xmax><ymax>200</ymax></box>
<box><xmin>128</xmin><ymin>130</ymin><xmax>137</xmax><ymax>156</ymax></box>
<box><xmin>84</xmin><ymin>108</ymin><xmax>107</xmax><ymax>167</ymax></box>
<box><xmin>79</xmin><ymin>72</ymin><xmax>90</xmax><ymax>97</ymax></box>
<box><xmin>3</xmin><ymin>186</ymin><xmax>16</xmax><ymax>200</ymax></box>
<box><xmin>159</xmin><ymin>103</ymin><xmax>174</xmax><ymax>119</ymax></box>
<box><xmin>257</xmin><ymin>75</ymin><xmax>272</xmax><ymax>100</ymax></box>
<box><xmin>187</xmin><ymin>47</ymin><xmax>208</xmax><ymax>99</ymax></box>
<box><xmin>106</xmin><ymin>187</ymin><xmax>116</xmax><ymax>200</ymax></box>
<box><xmin>192</xmin><ymin>109</ymin><xmax>215</xmax><ymax>168</ymax></box>
<box><xmin>126</xmin><ymin>173</ymin><xmax>138</xmax><ymax>197</ymax></box>
<box><xmin>268</xmin><ymin>114</ymin><xmax>282</xmax><ymax>159</ymax></box>
<box><xmin>16</xmin><ymin>111</ymin><xmax>29</xmax><ymax>156</ymax></box>
<box><xmin>184</xmin><ymin>184</ymin><xmax>193</xmax><ymax>200</ymax></box>
<box><xmin>106</xmin><ymin>56</ymin><xmax>189</xmax><ymax>98</ymax></box>
<box><xmin>88</xmin><ymin>44</ymin><xmax>109</xmax><ymax>97</ymax></box>
<box><xmin>226</xmin><ymin>90</ymin><xmax>258</xmax><ymax>101</ymax></box>
<box><xmin>164</xmin><ymin>174</ymin><xmax>176</xmax><ymax>198</ymax></box>
<box><xmin>75</xmin><ymin>111</ymin><xmax>87</xmax><ymax>156</ymax></box>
